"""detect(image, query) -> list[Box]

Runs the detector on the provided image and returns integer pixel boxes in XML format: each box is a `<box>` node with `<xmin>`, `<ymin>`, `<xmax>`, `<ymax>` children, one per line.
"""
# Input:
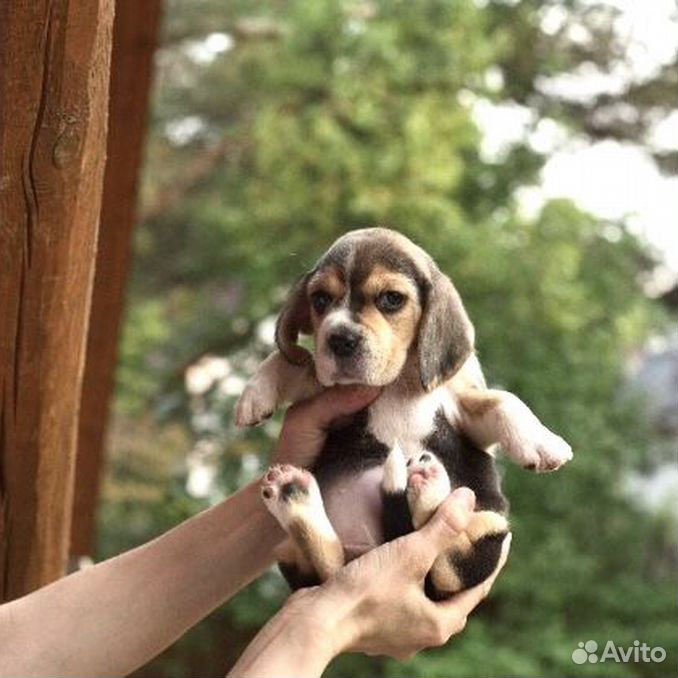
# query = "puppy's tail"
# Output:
<box><xmin>381</xmin><ymin>442</ymin><xmax>413</xmax><ymax>540</ymax></box>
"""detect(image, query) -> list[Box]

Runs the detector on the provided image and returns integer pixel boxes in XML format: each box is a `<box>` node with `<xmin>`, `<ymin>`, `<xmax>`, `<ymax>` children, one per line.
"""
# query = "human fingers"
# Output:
<box><xmin>274</xmin><ymin>385</ymin><xmax>381</xmax><ymax>466</ymax></box>
<box><xmin>287</xmin><ymin>385</ymin><xmax>381</xmax><ymax>430</ymax></box>
<box><xmin>404</xmin><ymin>488</ymin><xmax>477</xmax><ymax>574</ymax></box>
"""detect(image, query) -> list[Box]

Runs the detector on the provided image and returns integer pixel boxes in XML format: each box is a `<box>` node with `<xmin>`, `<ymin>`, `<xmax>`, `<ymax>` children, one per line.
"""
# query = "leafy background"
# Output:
<box><xmin>98</xmin><ymin>1</ymin><xmax>677</xmax><ymax>676</ymax></box>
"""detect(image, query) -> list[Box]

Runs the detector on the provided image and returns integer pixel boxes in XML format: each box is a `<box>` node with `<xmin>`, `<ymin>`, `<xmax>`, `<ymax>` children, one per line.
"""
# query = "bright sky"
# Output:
<box><xmin>473</xmin><ymin>0</ymin><xmax>678</xmax><ymax>284</ymax></box>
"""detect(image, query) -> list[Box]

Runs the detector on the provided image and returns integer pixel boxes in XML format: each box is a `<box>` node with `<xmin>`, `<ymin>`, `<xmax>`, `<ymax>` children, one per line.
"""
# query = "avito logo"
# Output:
<box><xmin>572</xmin><ymin>640</ymin><xmax>666</xmax><ymax>665</ymax></box>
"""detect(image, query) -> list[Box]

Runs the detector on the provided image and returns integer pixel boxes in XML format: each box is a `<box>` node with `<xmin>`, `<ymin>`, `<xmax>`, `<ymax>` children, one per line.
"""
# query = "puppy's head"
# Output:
<box><xmin>276</xmin><ymin>228</ymin><xmax>474</xmax><ymax>390</ymax></box>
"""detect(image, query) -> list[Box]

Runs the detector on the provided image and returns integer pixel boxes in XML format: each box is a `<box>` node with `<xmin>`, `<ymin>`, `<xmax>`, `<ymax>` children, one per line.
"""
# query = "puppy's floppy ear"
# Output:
<box><xmin>418</xmin><ymin>265</ymin><xmax>475</xmax><ymax>391</ymax></box>
<box><xmin>275</xmin><ymin>273</ymin><xmax>314</xmax><ymax>365</ymax></box>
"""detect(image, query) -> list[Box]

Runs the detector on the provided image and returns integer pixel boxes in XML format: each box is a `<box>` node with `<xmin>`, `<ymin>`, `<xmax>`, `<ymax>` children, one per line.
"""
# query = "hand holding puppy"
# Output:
<box><xmin>230</xmin><ymin>489</ymin><xmax>511</xmax><ymax>677</ymax></box>
<box><xmin>310</xmin><ymin>489</ymin><xmax>512</xmax><ymax>661</ymax></box>
<box><xmin>272</xmin><ymin>383</ymin><xmax>381</xmax><ymax>468</ymax></box>
<box><xmin>230</xmin><ymin>387</ymin><xmax>511</xmax><ymax>677</ymax></box>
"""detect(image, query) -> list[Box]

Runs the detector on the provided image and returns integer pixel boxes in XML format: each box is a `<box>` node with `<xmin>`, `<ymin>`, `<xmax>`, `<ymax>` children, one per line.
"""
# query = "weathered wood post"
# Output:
<box><xmin>70</xmin><ymin>0</ymin><xmax>163</xmax><ymax>563</ymax></box>
<box><xmin>0</xmin><ymin>0</ymin><xmax>115</xmax><ymax>601</ymax></box>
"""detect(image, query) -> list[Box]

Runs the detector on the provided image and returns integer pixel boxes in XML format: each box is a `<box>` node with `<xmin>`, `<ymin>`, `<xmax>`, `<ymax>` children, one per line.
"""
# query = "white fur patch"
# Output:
<box><xmin>485</xmin><ymin>393</ymin><xmax>573</xmax><ymax>471</ymax></box>
<box><xmin>314</xmin><ymin>309</ymin><xmax>355</xmax><ymax>385</ymax></box>
<box><xmin>235</xmin><ymin>353</ymin><xmax>280</xmax><ymax>426</ymax></box>
<box><xmin>368</xmin><ymin>383</ymin><xmax>460</xmax><ymax>460</ymax></box>
<box><xmin>261</xmin><ymin>467</ymin><xmax>338</xmax><ymax>540</ymax></box>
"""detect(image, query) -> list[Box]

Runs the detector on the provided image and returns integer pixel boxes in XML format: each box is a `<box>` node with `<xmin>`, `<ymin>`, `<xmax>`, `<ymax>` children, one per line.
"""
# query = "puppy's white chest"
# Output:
<box><xmin>367</xmin><ymin>385</ymin><xmax>459</xmax><ymax>458</ymax></box>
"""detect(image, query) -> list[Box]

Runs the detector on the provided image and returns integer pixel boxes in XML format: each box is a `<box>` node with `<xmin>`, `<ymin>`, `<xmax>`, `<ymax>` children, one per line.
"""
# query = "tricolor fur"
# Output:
<box><xmin>237</xmin><ymin>228</ymin><xmax>572</xmax><ymax>598</ymax></box>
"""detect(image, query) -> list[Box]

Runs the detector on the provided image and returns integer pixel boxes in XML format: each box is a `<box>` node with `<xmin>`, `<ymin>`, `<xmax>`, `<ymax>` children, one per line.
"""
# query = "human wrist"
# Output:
<box><xmin>228</xmin><ymin>591</ymin><xmax>341</xmax><ymax>678</ymax></box>
<box><xmin>266</xmin><ymin>593</ymin><xmax>342</xmax><ymax>675</ymax></box>
<box><xmin>296</xmin><ymin>581</ymin><xmax>366</xmax><ymax>658</ymax></box>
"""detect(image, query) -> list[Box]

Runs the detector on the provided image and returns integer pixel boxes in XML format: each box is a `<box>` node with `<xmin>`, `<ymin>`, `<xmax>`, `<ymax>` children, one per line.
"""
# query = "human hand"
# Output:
<box><xmin>271</xmin><ymin>385</ymin><xmax>381</xmax><ymax>468</ymax></box>
<box><xmin>292</xmin><ymin>488</ymin><xmax>511</xmax><ymax>662</ymax></box>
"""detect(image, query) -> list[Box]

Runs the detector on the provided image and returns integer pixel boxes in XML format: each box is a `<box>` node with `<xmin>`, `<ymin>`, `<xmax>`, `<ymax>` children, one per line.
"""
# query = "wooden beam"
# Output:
<box><xmin>0</xmin><ymin>1</ymin><xmax>115</xmax><ymax>600</ymax></box>
<box><xmin>70</xmin><ymin>0</ymin><xmax>163</xmax><ymax>560</ymax></box>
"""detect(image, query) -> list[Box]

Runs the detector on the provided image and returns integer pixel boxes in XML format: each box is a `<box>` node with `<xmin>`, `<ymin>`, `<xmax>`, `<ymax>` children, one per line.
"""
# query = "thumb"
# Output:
<box><xmin>414</xmin><ymin>488</ymin><xmax>476</xmax><ymax>563</ymax></box>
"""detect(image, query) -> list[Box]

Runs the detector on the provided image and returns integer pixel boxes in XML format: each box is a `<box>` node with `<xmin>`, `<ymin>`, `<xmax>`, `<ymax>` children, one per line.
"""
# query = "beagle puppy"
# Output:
<box><xmin>236</xmin><ymin>228</ymin><xmax>572</xmax><ymax>598</ymax></box>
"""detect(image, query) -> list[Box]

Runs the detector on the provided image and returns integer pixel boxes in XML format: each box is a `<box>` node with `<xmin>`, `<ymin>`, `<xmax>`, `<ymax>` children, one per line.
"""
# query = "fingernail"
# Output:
<box><xmin>450</xmin><ymin>486</ymin><xmax>476</xmax><ymax>511</ymax></box>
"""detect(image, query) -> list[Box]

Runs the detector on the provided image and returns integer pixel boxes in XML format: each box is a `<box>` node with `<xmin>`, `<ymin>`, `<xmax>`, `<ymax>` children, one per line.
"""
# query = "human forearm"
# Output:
<box><xmin>0</xmin><ymin>386</ymin><xmax>382</xmax><ymax>677</ymax></box>
<box><xmin>227</xmin><ymin>590</ymin><xmax>351</xmax><ymax>678</ymax></box>
<box><xmin>0</xmin><ymin>479</ymin><xmax>283</xmax><ymax>677</ymax></box>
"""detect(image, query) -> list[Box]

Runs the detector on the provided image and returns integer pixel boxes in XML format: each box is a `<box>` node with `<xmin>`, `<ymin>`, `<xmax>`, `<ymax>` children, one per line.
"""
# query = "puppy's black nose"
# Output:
<box><xmin>327</xmin><ymin>329</ymin><xmax>362</xmax><ymax>358</ymax></box>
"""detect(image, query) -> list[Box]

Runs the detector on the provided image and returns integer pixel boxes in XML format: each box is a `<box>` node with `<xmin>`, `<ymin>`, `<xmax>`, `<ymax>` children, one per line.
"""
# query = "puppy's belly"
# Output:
<box><xmin>321</xmin><ymin>466</ymin><xmax>385</xmax><ymax>561</ymax></box>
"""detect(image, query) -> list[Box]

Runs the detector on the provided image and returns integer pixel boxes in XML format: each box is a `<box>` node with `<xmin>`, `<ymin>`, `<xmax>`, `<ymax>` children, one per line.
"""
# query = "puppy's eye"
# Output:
<box><xmin>311</xmin><ymin>291</ymin><xmax>333</xmax><ymax>314</ymax></box>
<box><xmin>376</xmin><ymin>290</ymin><xmax>406</xmax><ymax>313</ymax></box>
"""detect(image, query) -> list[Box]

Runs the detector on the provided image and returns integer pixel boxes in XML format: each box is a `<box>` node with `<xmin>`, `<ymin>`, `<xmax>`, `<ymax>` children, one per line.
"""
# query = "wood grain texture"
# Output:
<box><xmin>70</xmin><ymin>0</ymin><xmax>163</xmax><ymax>560</ymax></box>
<box><xmin>0</xmin><ymin>0</ymin><xmax>115</xmax><ymax>601</ymax></box>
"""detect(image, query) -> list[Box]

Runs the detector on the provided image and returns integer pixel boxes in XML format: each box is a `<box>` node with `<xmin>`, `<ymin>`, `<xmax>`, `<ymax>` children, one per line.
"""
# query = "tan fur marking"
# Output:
<box><xmin>358</xmin><ymin>304</ymin><xmax>394</xmax><ymax>345</ymax></box>
<box><xmin>430</xmin><ymin>553</ymin><xmax>464</xmax><ymax>593</ymax></box>
<box><xmin>360</xmin><ymin>267</ymin><xmax>416</xmax><ymax>298</ymax></box>
<box><xmin>458</xmin><ymin>390</ymin><xmax>505</xmax><ymax>417</ymax></box>
<box><xmin>357</xmin><ymin>266</ymin><xmax>422</xmax><ymax>380</ymax></box>
<box><xmin>443</xmin><ymin>530</ymin><xmax>474</xmax><ymax>558</ymax></box>
<box><xmin>465</xmin><ymin>510</ymin><xmax>509</xmax><ymax>542</ymax></box>
<box><xmin>429</xmin><ymin>510</ymin><xmax>507</xmax><ymax>595</ymax></box>
<box><xmin>288</xmin><ymin>519</ymin><xmax>345</xmax><ymax>581</ymax></box>
<box><xmin>274</xmin><ymin>537</ymin><xmax>314</xmax><ymax>575</ymax></box>
<box><xmin>308</xmin><ymin>267</ymin><xmax>346</xmax><ymax>333</ymax></box>
<box><xmin>307</xmin><ymin>267</ymin><xmax>345</xmax><ymax>299</ymax></box>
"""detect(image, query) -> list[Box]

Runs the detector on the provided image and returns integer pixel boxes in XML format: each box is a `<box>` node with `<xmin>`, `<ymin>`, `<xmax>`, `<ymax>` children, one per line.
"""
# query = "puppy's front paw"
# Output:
<box><xmin>261</xmin><ymin>464</ymin><xmax>323</xmax><ymax>528</ymax></box>
<box><xmin>513</xmin><ymin>427</ymin><xmax>573</xmax><ymax>473</ymax></box>
<box><xmin>406</xmin><ymin>452</ymin><xmax>452</xmax><ymax>528</ymax></box>
<box><xmin>235</xmin><ymin>379</ymin><xmax>278</xmax><ymax>427</ymax></box>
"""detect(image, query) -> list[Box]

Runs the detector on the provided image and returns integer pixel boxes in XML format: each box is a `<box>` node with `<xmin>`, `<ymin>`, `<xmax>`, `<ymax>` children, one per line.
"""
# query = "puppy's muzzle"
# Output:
<box><xmin>327</xmin><ymin>327</ymin><xmax>362</xmax><ymax>359</ymax></box>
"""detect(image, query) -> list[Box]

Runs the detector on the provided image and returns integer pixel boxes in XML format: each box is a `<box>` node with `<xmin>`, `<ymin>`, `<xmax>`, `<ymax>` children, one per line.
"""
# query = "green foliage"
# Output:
<box><xmin>102</xmin><ymin>0</ymin><xmax>677</xmax><ymax>676</ymax></box>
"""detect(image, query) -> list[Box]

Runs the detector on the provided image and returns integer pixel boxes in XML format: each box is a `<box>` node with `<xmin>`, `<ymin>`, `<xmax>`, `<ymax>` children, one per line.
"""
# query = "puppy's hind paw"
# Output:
<box><xmin>260</xmin><ymin>464</ymin><xmax>322</xmax><ymax>528</ymax></box>
<box><xmin>235</xmin><ymin>380</ymin><xmax>278</xmax><ymax>427</ymax></box>
<box><xmin>406</xmin><ymin>451</ymin><xmax>451</xmax><ymax>529</ymax></box>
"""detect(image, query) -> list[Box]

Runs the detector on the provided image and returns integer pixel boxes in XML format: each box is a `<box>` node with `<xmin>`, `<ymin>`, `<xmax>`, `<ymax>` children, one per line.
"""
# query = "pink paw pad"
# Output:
<box><xmin>261</xmin><ymin>465</ymin><xmax>313</xmax><ymax>502</ymax></box>
<box><xmin>407</xmin><ymin>453</ymin><xmax>444</xmax><ymax>489</ymax></box>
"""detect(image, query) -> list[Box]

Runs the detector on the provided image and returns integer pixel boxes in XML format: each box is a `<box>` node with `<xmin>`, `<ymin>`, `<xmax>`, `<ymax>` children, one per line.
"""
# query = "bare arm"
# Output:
<box><xmin>0</xmin><ymin>385</ymin><xmax>378</xmax><ymax>678</ymax></box>
<box><xmin>225</xmin><ymin>594</ymin><xmax>337</xmax><ymax>678</ymax></box>
<box><xmin>0</xmin><ymin>481</ymin><xmax>279</xmax><ymax>677</ymax></box>
<box><xmin>229</xmin><ymin>489</ymin><xmax>511</xmax><ymax>677</ymax></box>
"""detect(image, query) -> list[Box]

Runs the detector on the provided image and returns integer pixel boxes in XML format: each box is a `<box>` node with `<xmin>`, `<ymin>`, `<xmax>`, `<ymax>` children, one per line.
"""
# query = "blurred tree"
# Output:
<box><xmin>103</xmin><ymin>0</ymin><xmax>677</xmax><ymax>676</ymax></box>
